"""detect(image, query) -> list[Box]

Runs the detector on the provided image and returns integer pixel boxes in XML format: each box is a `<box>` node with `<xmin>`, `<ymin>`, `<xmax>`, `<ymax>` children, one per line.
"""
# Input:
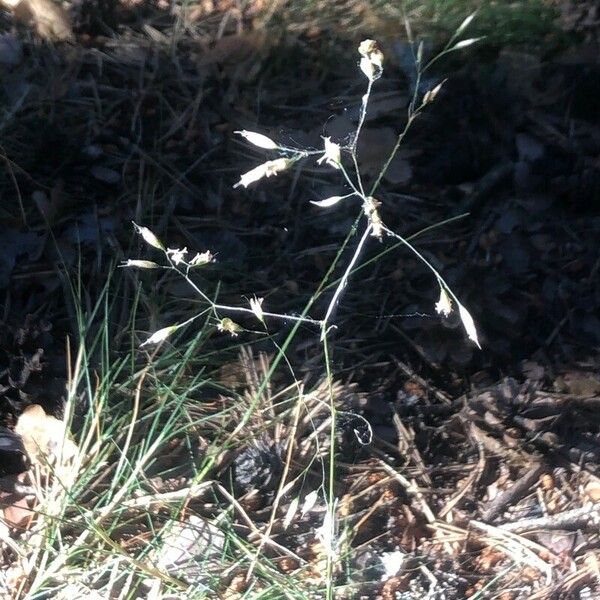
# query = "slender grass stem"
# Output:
<box><xmin>321</xmin><ymin>224</ymin><xmax>373</xmax><ymax>340</ymax></box>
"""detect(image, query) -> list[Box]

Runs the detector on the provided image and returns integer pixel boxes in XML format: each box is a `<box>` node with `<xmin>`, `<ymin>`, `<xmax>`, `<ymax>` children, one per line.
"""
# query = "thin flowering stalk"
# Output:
<box><xmin>171</xmin><ymin>257</ymin><xmax>324</xmax><ymax>326</ymax></box>
<box><xmin>215</xmin><ymin>304</ymin><xmax>323</xmax><ymax>325</ymax></box>
<box><xmin>130</xmin><ymin>224</ymin><xmax>324</xmax><ymax>337</ymax></box>
<box><xmin>349</xmin><ymin>81</ymin><xmax>373</xmax><ymax>197</ymax></box>
<box><xmin>382</xmin><ymin>225</ymin><xmax>480</xmax><ymax>347</ymax></box>
<box><xmin>369</xmin><ymin>30</ymin><xmax>449</xmax><ymax>197</ymax></box>
<box><xmin>381</xmin><ymin>224</ymin><xmax>455</xmax><ymax>303</ymax></box>
<box><xmin>337</xmin><ymin>161</ymin><xmax>363</xmax><ymax>199</ymax></box>
<box><xmin>130</xmin><ymin>31</ymin><xmax>482</xmax><ymax>362</ymax></box>
<box><xmin>123</xmin><ymin>38</ymin><xmax>484</xmax><ymax>596</ymax></box>
<box><xmin>350</xmin><ymin>42</ymin><xmax>380</xmax><ymax>197</ymax></box>
<box><xmin>421</xmin><ymin>12</ymin><xmax>481</xmax><ymax>75</ymax></box>
<box><xmin>236</xmin><ymin>128</ymin><xmax>330</xmax><ymax>162</ymax></box>
<box><xmin>278</xmin><ymin>146</ymin><xmax>320</xmax><ymax>157</ymax></box>
<box><xmin>352</xmin><ymin>81</ymin><xmax>373</xmax><ymax>154</ymax></box>
<box><xmin>225</xmin><ymin>36</ymin><xmax>481</xmax><ymax>348</ymax></box>
<box><xmin>321</xmin><ymin>224</ymin><xmax>373</xmax><ymax>341</ymax></box>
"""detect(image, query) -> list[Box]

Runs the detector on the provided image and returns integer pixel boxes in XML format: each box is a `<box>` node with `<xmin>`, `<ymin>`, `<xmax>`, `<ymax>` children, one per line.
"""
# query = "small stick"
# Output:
<box><xmin>500</xmin><ymin>504</ymin><xmax>600</xmax><ymax>534</ymax></box>
<box><xmin>438</xmin><ymin>436</ymin><xmax>485</xmax><ymax>519</ymax></box>
<box><xmin>481</xmin><ymin>462</ymin><xmax>545</xmax><ymax>523</ymax></box>
<box><xmin>392</xmin><ymin>357</ymin><xmax>452</xmax><ymax>404</ymax></box>
<box><xmin>378</xmin><ymin>460</ymin><xmax>435</xmax><ymax>523</ymax></box>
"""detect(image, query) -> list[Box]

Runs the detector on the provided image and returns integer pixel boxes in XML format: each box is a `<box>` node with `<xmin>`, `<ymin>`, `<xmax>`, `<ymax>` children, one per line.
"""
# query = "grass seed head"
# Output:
<box><xmin>316</xmin><ymin>136</ymin><xmax>341</xmax><ymax>169</ymax></box>
<box><xmin>435</xmin><ymin>286</ymin><xmax>453</xmax><ymax>317</ymax></box>
<box><xmin>166</xmin><ymin>247</ymin><xmax>188</xmax><ymax>265</ymax></box>
<box><xmin>458</xmin><ymin>302</ymin><xmax>481</xmax><ymax>348</ymax></box>
<box><xmin>140</xmin><ymin>324</ymin><xmax>179</xmax><ymax>347</ymax></box>
<box><xmin>217</xmin><ymin>317</ymin><xmax>242</xmax><ymax>337</ymax></box>
<box><xmin>190</xmin><ymin>251</ymin><xmax>214</xmax><ymax>266</ymax></box>
<box><xmin>249</xmin><ymin>296</ymin><xmax>265</xmax><ymax>323</ymax></box>
<box><xmin>233</xmin><ymin>157</ymin><xmax>291</xmax><ymax>188</ymax></box>
<box><xmin>121</xmin><ymin>260</ymin><xmax>160</xmax><ymax>269</ymax></box>
<box><xmin>358</xmin><ymin>39</ymin><xmax>384</xmax><ymax>81</ymax></box>
<box><xmin>235</xmin><ymin>130</ymin><xmax>279</xmax><ymax>150</ymax></box>
<box><xmin>132</xmin><ymin>222</ymin><xmax>165</xmax><ymax>251</ymax></box>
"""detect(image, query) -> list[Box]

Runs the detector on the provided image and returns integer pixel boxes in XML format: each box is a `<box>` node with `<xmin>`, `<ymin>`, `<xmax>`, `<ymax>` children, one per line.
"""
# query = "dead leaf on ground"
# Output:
<box><xmin>15</xmin><ymin>404</ymin><xmax>78</xmax><ymax>467</ymax></box>
<box><xmin>1</xmin><ymin>0</ymin><xmax>74</xmax><ymax>42</ymax></box>
<box><xmin>194</xmin><ymin>30</ymin><xmax>271</xmax><ymax>67</ymax></box>
<box><xmin>0</xmin><ymin>473</ymin><xmax>35</xmax><ymax>529</ymax></box>
<box><xmin>554</xmin><ymin>371</ymin><xmax>600</xmax><ymax>396</ymax></box>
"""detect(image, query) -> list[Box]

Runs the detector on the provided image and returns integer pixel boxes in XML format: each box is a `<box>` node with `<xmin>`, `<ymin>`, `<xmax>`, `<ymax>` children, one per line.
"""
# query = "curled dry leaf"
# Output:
<box><xmin>15</xmin><ymin>404</ymin><xmax>78</xmax><ymax>466</ymax></box>
<box><xmin>2</xmin><ymin>0</ymin><xmax>74</xmax><ymax>42</ymax></box>
<box><xmin>1</xmin><ymin>473</ymin><xmax>35</xmax><ymax>529</ymax></box>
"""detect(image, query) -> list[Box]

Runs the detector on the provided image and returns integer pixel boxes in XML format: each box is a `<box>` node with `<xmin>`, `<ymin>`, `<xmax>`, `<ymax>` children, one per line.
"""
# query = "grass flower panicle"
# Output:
<box><xmin>435</xmin><ymin>286</ymin><xmax>453</xmax><ymax>317</ymax></box>
<box><xmin>316</xmin><ymin>137</ymin><xmax>342</xmax><ymax>169</ymax></box>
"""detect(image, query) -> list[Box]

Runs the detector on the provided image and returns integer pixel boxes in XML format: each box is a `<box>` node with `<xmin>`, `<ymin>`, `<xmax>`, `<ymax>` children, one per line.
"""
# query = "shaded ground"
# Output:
<box><xmin>1</xmin><ymin>1</ymin><xmax>600</xmax><ymax>598</ymax></box>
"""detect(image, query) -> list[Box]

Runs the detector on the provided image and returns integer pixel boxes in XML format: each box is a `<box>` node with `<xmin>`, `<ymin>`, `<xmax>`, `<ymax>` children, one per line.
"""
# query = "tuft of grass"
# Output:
<box><xmin>2</xmin><ymin>266</ymin><xmax>367</xmax><ymax>599</ymax></box>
